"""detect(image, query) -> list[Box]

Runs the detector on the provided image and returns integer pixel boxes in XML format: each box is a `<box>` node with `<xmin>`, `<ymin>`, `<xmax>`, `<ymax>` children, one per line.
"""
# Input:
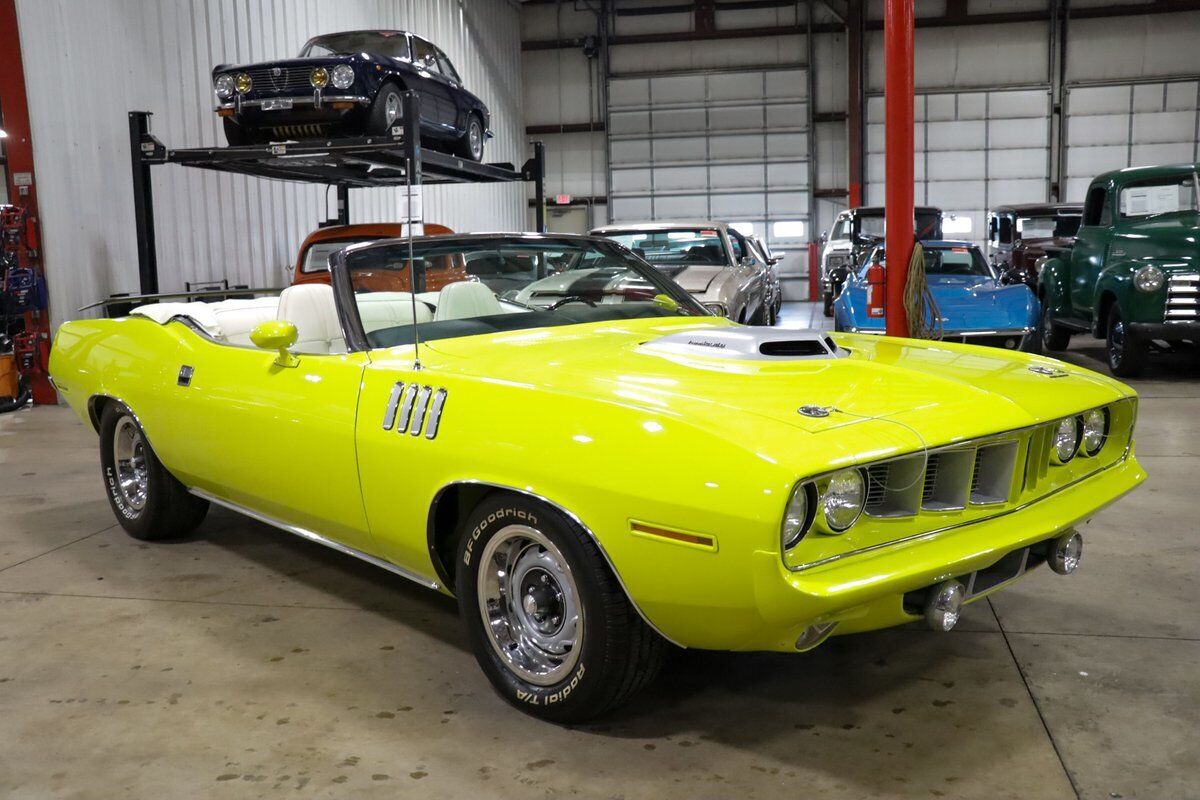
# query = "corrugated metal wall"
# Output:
<box><xmin>15</xmin><ymin>0</ymin><xmax>525</xmax><ymax>327</ymax></box>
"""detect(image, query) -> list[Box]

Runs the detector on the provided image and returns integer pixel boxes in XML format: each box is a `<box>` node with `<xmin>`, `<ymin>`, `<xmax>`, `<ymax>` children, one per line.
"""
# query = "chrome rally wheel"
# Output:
<box><xmin>477</xmin><ymin>525</ymin><xmax>582</xmax><ymax>687</ymax></box>
<box><xmin>112</xmin><ymin>415</ymin><xmax>150</xmax><ymax>513</ymax></box>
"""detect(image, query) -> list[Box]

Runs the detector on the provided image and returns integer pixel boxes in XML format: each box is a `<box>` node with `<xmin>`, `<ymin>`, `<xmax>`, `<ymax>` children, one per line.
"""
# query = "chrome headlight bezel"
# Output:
<box><xmin>234</xmin><ymin>72</ymin><xmax>252</xmax><ymax>94</ymax></box>
<box><xmin>330</xmin><ymin>64</ymin><xmax>355</xmax><ymax>89</ymax></box>
<box><xmin>818</xmin><ymin>468</ymin><xmax>867</xmax><ymax>533</ymax></box>
<box><xmin>310</xmin><ymin>66</ymin><xmax>330</xmax><ymax>89</ymax></box>
<box><xmin>1081</xmin><ymin>407</ymin><xmax>1109</xmax><ymax>456</ymax></box>
<box><xmin>214</xmin><ymin>73</ymin><xmax>235</xmax><ymax>99</ymax></box>
<box><xmin>781</xmin><ymin>482</ymin><xmax>816</xmax><ymax>551</ymax></box>
<box><xmin>1051</xmin><ymin>416</ymin><xmax>1082</xmax><ymax>464</ymax></box>
<box><xmin>702</xmin><ymin>302</ymin><xmax>728</xmax><ymax>317</ymax></box>
<box><xmin>1133</xmin><ymin>265</ymin><xmax>1165</xmax><ymax>294</ymax></box>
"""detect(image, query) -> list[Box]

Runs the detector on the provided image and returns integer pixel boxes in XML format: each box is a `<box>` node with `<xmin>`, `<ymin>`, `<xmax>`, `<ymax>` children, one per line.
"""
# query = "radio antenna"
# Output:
<box><xmin>405</xmin><ymin>143</ymin><xmax>422</xmax><ymax>371</ymax></box>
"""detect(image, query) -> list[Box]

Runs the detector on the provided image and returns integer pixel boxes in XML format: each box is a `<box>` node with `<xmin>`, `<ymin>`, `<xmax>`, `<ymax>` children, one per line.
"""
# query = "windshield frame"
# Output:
<box><xmin>329</xmin><ymin>233</ymin><xmax>711</xmax><ymax>352</ymax></box>
<box><xmin>857</xmin><ymin>244</ymin><xmax>994</xmax><ymax>280</ymax></box>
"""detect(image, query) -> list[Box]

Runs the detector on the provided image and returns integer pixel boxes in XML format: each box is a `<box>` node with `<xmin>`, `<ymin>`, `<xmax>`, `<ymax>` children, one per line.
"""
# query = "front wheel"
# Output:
<box><xmin>98</xmin><ymin>403</ymin><xmax>208</xmax><ymax>540</ymax></box>
<box><xmin>1106</xmin><ymin>305</ymin><xmax>1149</xmax><ymax>378</ymax></box>
<box><xmin>367</xmin><ymin>84</ymin><xmax>405</xmax><ymax>136</ymax></box>
<box><xmin>455</xmin><ymin>114</ymin><xmax>485</xmax><ymax>161</ymax></box>
<box><xmin>1039</xmin><ymin>301</ymin><xmax>1072</xmax><ymax>352</ymax></box>
<box><xmin>456</xmin><ymin>494</ymin><xmax>665</xmax><ymax>723</ymax></box>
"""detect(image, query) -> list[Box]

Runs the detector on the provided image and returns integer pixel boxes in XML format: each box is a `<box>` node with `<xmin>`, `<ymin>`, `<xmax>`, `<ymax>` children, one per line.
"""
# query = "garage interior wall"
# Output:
<box><xmin>15</xmin><ymin>0</ymin><xmax>525</xmax><ymax>328</ymax></box>
<box><xmin>524</xmin><ymin>1</ymin><xmax>1200</xmax><ymax>255</ymax></box>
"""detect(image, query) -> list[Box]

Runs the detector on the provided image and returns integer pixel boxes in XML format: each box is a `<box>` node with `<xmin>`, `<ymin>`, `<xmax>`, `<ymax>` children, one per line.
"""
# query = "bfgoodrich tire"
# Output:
<box><xmin>98</xmin><ymin>403</ymin><xmax>208</xmax><ymax>541</ymax></box>
<box><xmin>456</xmin><ymin>494</ymin><xmax>666</xmax><ymax>723</ymax></box>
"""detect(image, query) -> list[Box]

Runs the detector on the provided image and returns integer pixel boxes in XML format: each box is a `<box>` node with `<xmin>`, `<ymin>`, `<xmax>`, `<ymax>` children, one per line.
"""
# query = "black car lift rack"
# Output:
<box><xmin>127</xmin><ymin>91</ymin><xmax>546</xmax><ymax>296</ymax></box>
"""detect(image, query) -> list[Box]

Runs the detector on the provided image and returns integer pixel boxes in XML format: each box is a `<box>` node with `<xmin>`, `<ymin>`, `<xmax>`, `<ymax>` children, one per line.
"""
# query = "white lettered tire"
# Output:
<box><xmin>456</xmin><ymin>494</ymin><xmax>665</xmax><ymax>723</ymax></box>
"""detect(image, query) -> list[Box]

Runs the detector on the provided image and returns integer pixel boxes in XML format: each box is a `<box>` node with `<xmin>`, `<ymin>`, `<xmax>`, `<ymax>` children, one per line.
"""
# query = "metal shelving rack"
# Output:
<box><xmin>127</xmin><ymin>92</ymin><xmax>545</xmax><ymax>295</ymax></box>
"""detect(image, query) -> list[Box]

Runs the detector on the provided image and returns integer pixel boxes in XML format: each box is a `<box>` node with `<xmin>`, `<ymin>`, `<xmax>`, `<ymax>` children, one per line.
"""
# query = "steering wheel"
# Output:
<box><xmin>545</xmin><ymin>295</ymin><xmax>597</xmax><ymax>311</ymax></box>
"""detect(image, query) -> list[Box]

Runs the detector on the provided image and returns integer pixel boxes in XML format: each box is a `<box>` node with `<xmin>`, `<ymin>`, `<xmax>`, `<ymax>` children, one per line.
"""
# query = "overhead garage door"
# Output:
<box><xmin>606</xmin><ymin>67</ymin><xmax>811</xmax><ymax>253</ymax></box>
<box><xmin>866</xmin><ymin>88</ymin><xmax>1052</xmax><ymax>244</ymax></box>
<box><xmin>1064</xmin><ymin>80</ymin><xmax>1200</xmax><ymax>202</ymax></box>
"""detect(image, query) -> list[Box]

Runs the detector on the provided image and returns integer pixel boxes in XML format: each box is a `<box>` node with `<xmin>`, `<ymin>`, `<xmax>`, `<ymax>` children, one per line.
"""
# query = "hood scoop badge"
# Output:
<box><xmin>641</xmin><ymin>328</ymin><xmax>847</xmax><ymax>361</ymax></box>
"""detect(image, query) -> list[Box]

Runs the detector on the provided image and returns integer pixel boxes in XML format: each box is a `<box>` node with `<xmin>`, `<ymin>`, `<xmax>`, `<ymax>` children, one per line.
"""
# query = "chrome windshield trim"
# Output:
<box><xmin>190</xmin><ymin>488</ymin><xmax>440</xmax><ymax>590</ymax></box>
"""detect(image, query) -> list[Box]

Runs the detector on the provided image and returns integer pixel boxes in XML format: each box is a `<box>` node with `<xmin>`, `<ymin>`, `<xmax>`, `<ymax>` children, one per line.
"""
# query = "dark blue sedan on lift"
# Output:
<box><xmin>212</xmin><ymin>30</ymin><xmax>491</xmax><ymax>160</ymax></box>
<box><xmin>833</xmin><ymin>240</ymin><xmax>1042</xmax><ymax>352</ymax></box>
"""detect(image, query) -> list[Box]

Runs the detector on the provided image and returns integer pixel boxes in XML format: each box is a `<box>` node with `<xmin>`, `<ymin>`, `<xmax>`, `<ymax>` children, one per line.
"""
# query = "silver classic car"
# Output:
<box><xmin>590</xmin><ymin>221</ymin><xmax>777</xmax><ymax>326</ymax></box>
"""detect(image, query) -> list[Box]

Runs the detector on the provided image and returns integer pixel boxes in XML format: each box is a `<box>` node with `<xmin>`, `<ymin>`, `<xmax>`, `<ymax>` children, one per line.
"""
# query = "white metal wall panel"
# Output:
<box><xmin>865</xmin><ymin>88</ymin><xmax>1051</xmax><ymax>242</ymax></box>
<box><xmin>608</xmin><ymin>67</ymin><xmax>810</xmax><ymax>252</ymax></box>
<box><xmin>16</xmin><ymin>0</ymin><xmax>525</xmax><ymax>328</ymax></box>
<box><xmin>1064</xmin><ymin>80</ymin><xmax>1200</xmax><ymax>201</ymax></box>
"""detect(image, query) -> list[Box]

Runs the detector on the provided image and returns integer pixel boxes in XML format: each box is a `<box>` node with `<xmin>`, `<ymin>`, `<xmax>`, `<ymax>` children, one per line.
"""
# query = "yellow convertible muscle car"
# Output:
<box><xmin>49</xmin><ymin>233</ymin><xmax>1145</xmax><ymax>722</ymax></box>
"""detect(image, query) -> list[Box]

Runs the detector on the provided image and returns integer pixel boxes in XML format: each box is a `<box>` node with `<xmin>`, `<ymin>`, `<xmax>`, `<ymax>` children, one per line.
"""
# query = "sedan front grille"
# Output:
<box><xmin>241</xmin><ymin>66</ymin><xmax>311</xmax><ymax>93</ymax></box>
<box><xmin>1164</xmin><ymin>273</ymin><xmax>1199</xmax><ymax>322</ymax></box>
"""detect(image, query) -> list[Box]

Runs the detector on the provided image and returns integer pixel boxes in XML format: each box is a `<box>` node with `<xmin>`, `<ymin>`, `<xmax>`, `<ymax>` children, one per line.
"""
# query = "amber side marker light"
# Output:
<box><xmin>630</xmin><ymin>521</ymin><xmax>716</xmax><ymax>551</ymax></box>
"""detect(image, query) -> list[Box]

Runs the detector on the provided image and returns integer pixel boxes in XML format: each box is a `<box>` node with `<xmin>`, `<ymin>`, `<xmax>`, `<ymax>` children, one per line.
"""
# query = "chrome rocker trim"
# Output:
<box><xmin>190</xmin><ymin>488</ymin><xmax>441</xmax><ymax>591</ymax></box>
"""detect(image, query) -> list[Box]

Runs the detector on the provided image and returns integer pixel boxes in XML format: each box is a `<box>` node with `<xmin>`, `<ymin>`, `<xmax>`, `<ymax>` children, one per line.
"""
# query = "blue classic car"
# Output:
<box><xmin>212</xmin><ymin>30</ymin><xmax>491</xmax><ymax>160</ymax></box>
<box><xmin>833</xmin><ymin>240</ymin><xmax>1041</xmax><ymax>352</ymax></box>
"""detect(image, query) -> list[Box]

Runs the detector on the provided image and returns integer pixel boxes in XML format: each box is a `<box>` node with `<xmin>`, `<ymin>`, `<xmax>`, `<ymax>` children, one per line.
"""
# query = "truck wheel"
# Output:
<box><xmin>1106</xmin><ymin>306</ymin><xmax>1148</xmax><ymax>378</ymax></box>
<box><xmin>822</xmin><ymin>293</ymin><xmax>833</xmax><ymax>317</ymax></box>
<box><xmin>98</xmin><ymin>403</ymin><xmax>208</xmax><ymax>541</ymax></box>
<box><xmin>456</xmin><ymin>494</ymin><xmax>666</xmax><ymax>723</ymax></box>
<box><xmin>1039</xmin><ymin>303</ymin><xmax>1072</xmax><ymax>352</ymax></box>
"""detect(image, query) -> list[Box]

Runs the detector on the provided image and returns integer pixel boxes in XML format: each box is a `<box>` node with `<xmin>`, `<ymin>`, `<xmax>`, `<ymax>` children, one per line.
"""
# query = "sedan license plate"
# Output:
<box><xmin>261</xmin><ymin>98</ymin><xmax>293</xmax><ymax>111</ymax></box>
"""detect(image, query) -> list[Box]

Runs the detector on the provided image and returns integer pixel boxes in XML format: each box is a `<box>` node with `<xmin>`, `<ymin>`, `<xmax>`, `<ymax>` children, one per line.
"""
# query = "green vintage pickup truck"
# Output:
<box><xmin>1037</xmin><ymin>163</ymin><xmax>1199</xmax><ymax>377</ymax></box>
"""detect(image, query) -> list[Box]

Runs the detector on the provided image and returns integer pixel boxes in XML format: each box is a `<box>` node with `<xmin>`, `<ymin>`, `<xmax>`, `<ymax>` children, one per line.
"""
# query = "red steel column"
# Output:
<box><xmin>883</xmin><ymin>0</ymin><xmax>914</xmax><ymax>337</ymax></box>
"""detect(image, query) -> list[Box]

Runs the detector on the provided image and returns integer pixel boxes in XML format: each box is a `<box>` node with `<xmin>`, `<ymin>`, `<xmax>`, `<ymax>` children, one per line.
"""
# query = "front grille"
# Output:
<box><xmin>242</xmin><ymin>66</ymin><xmax>311</xmax><ymax>92</ymax></box>
<box><xmin>1165</xmin><ymin>272</ymin><xmax>1199</xmax><ymax>322</ymax></box>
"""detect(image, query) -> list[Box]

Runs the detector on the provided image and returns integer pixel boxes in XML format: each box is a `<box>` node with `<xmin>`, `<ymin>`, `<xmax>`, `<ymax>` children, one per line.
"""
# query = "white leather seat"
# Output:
<box><xmin>276</xmin><ymin>283</ymin><xmax>345</xmax><ymax>354</ymax></box>
<box><xmin>434</xmin><ymin>281</ymin><xmax>504</xmax><ymax>321</ymax></box>
<box><xmin>356</xmin><ymin>292</ymin><xmax>434</xmax><ymax>335</ymax></box>
<box><xmin>209</xmin><ymin>297</ymin><xmax>278</xmax><ymax>346</ymax></box>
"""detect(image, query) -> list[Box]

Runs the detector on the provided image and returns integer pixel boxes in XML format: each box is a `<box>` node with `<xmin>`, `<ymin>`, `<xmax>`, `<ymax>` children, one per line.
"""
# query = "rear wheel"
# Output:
<box><xmin>456</xmin><ymin>494</ymin><xmax>665</xmax><ymax>723</ymax></box>
<box><xmin>822</xmin><ymin>292</ymin><xmax>834</xmax><ymax>317</ymax></box>
<box><xmin>98</xmin><ymin>403</ymin><xmax>208</xmax><ymax>541</ymax></box>
<box><xmin>1106</xmin><ymin>305</ymin><xmax>1148</xmax><ymax>378</ymax></box>
<box><xmin>455</xmin><ymin>113</ymin><xmax>485</xmax><ymax>161</ymax></box>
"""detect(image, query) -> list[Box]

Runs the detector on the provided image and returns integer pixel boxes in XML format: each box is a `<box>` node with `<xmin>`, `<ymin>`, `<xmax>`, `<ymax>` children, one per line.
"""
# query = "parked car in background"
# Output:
<box><xmin>291</xmin><ymin>222</ymin><xmax>455</xmax><ymax>287</ymax></box>
<box><xmin>213</xmin><ymin>30</ymin><xmax>491</xmax><ymax>160</ymax></box>
<box><xmin>819</xmin><ymin>206</ymin><xmax>943</xmax><ymax>316</ymax></box>
<box><xmin>50</xmin><ymin>232</ymin><xmax>1143</xmax><ymax>722</ymax></box>
<box><xmin>590</xmin><ymin>221</ymin><xmax>776</xmax><ymax>325</ymax></box>
<box><xmin>1037</xmin><ymin>163</ymin><xmax>1200</xmax><ymax>377</ymax></box>
<box><xmin>987</xmin><ymin>203</ymin><xmax>1082</xmax><ymax>288</ymax></box>
<box><xmin>834</xmin><ymin>241</ymin><xmax>1040</xmax><ymax>352</ymax></box>
<box><xmin>746</xmin><ymin>233</ymin><xmax>783</xmax><ymax>317</ymax></box>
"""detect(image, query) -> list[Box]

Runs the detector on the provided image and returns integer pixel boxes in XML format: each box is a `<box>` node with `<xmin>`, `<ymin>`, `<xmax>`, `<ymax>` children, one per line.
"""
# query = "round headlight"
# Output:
<box><xmin>1133</xmin><ymin>265</ymin><xmax>1165</xmax><ymax>293</ymax></box>
<box><xmin>821</xmin><ymin>468</ymin><xmax>865</xmax><ymax>532</ymax></box>
<box><xmin>703</xmin><ymin>302</ymin><xmax>728</xmax><ymax>317</ymax></box>
<box><xmin>310</xmin><ymin>67</ymin><xmax>329</xmax><ymax>88</ymax></box>
<box><xmin>1081</xmin><ymin>408</ymin><xmax>1108</xmax><ymax>456</ymax></box>
<box><xmin>1052</xmin><ymin>417</ymin><xmax>1081</xmax><ymax>464</ymax></box>
<box><xmin>234</xmin><ymin>73</ymin><xmax>252</xmax><ymax>94</ymax></box>
<box><xmin>215</xmin><ymin>74</ymin><xmax>235</xmax><ymax>99</ymax></box>
<box><xmin>781</xmin><ymin>483</ymin><xmax>813</xmax><ymax>551</ymax></box>
<box><xmin>330</xmin><ymin>64</ymin><xmax>355</xmax><ymax>89</ymax></box>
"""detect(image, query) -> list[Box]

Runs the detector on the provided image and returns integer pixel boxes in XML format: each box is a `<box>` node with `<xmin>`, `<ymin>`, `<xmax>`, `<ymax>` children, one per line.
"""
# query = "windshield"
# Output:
<box><xmin>1019</xmin><ymin>214</ymin><xmax>1081</xmax><ymax>240</ymax></box>
<box><xmin>860</xmin><ymin>246</ymin><xmax>992</xmax><ymax>278</ymax></box>
<box><xmin>301</xmin><ymin>32</ymin><xmax>409</xmax><ymax>59</ymax></box>
<box><xmin>853</xmin><ymin>211</ymin><xmax>942</xmax><ymax>240</ymax></box>
<box><xmin>341</xmin><ymin>236</ymin><xmax>707</xmax><ymax>349</ymax></box>
<box><xmin>1118</xmin><ymin>176</ymin><xmax>1200</xmax><ymax>218</ymax></box>
<box><xmin>600</xmin><ymin>229</ymin><xmax>729</xmax><ymax>267</ymax></box>
<box><xmin>301</xmin><ymin>237</ymin><xmax>384</xmax><ymax>273</ymax></box>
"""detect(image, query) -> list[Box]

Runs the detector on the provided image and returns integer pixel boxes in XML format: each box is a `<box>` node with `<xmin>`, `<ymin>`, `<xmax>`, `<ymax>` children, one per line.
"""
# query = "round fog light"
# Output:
<box><xmin>1049</xmin><ymin>532</ymin><xmax>1083</xmax><ymax>575</ymax></box>
<box><xmin>924</xmin><ymin>580</ymin><xmax>965</xmax><ymax>632</ymax></box>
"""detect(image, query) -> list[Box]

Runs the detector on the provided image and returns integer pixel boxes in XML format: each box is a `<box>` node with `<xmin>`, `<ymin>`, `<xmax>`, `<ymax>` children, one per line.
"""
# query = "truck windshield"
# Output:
<box><xmin>1020</xmin><ymin>215</ymin><xmax>1081</xmax><ymax>240</ymax></box>
<box><xmin>1118</xmin><ymin>176</ymin><xmax>1200</xmax><ymax>218</ymax></box>
<box><xmin>855</xmin><ymin>211</ymin><xmax>942</xmax><ymax>240</ymax></box>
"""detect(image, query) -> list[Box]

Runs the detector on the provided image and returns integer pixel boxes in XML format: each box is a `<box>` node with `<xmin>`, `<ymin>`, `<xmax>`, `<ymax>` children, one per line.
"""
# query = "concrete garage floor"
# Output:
<box><xmin>1</xmin><ymin>302</ymin><xmax>1197</xmax><ymax>800</ymax></box>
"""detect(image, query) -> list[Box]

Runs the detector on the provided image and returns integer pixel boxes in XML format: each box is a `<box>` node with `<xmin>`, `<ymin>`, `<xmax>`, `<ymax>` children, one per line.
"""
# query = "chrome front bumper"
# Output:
<box><xmin>215</xmin><ymin>93</ymin><xmax>370</xmax><ymax>113</ymax></box>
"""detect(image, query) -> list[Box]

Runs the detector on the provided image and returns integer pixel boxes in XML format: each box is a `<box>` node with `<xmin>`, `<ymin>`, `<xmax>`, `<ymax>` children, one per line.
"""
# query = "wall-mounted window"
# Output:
<box><xmin>729</xmin><ymin>222</ymin><xmax>756</xmax><ymax>237</ymax></box>
<box><xmin>772</xmin><ymin>220</ymin><xmax>806</xmax><ymax>239</ymax></box>
<box><xmin>942</xmin><ymin>214</ymin><xmax>973</xmax><ymax>236</ymax></box>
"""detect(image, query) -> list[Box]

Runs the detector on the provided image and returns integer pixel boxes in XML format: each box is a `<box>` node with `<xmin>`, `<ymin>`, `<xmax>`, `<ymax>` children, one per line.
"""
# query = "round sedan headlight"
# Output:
<box><xmin>310</xmin><ymin>67</ymin><xmax>329</xmax><ymax>89</ymax></box>
<box><xmin>1081</xmin><ymin>408</ymin><xmax>1108</xmax><ymax>456</ymax></box>
<box><xmin>330</xmin><ymin>64</ymin><xmax>355</xmax><ymax>89</ymax></box>
<box><xmin>1133</xmin><ymin>265</ymin><xmax>1165</xmax><ymax>293</ymax></box>
<box><xmin>1052</xmin><ymin>417</ymin><xmax>1081</xmax><ymax>464</ymax></box>
<box><xmin>214</xmin><ymin>74</ymin><xmax>234</xmax><ymax>99</ymax></box>
<box><xmin>703</xmin><ymin>302</ymin><xmax>728</xmax><ymax>317</ymax></box>
<box><xmin>781</xmin><ymin>483</ymin><xmax>814</xmax><ymax>551</ymax></box>
<box><xmin>821</xmin><ymin>468</ymin><xmax>866</xmax><ymax>532</ymax></box>
<box><xmin>234</xmin><ymin>73</ymin><xmax>252</xmax><ymax>94</ymax></box>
